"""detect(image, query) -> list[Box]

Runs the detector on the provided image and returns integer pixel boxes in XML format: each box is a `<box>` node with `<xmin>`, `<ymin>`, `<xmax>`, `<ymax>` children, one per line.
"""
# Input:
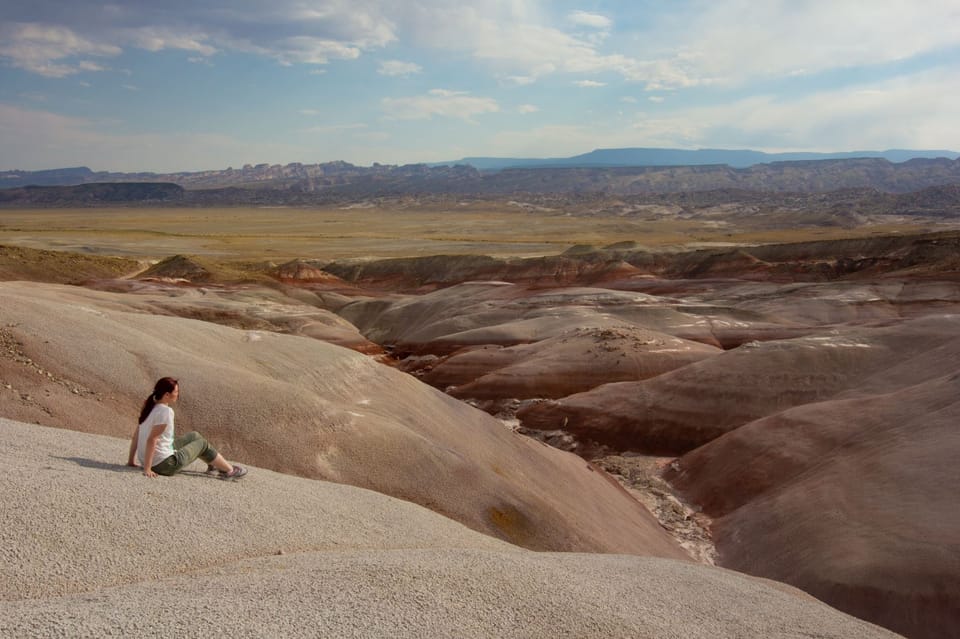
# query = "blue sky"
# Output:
<box><xmin>1</xmin><ymin>0</ymin><xmax>959</xmax><ymax>172</ymax></box>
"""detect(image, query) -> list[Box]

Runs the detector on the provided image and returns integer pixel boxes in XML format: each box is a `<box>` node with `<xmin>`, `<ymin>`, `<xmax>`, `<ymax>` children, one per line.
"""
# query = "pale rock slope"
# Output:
<box><xmin>0</xmin><ymin>281</ymin><xmax>680</xmax><ymax>556</ymax></box>
<box><xmin>0</xmin><ymin>419</ymin><xmax>903</xmax><ymax>639</ymax></box>
<box><xmin>86</xmin><ymin>278</ymin><xmax>381</xmax><ymax>353</ymax></box>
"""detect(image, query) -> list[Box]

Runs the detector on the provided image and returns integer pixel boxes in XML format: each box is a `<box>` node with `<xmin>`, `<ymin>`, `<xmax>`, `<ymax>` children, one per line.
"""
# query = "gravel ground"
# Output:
<box><xmin>1</xmin><ymin>418</ymin><xmax>903</xmax><ymax>638</ymax></box>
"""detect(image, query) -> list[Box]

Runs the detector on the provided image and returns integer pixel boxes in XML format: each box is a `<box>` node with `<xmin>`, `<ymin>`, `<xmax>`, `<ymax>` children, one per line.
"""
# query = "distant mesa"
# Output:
<box><xmin>4</xmin><ymin>148</ymin><xmax>960</xmax><ymax>206</ymax></box>
<box><xmin>0</xmin><ymin>181</ymin><xmax>184</xmax><ymax>204</ymax></box>
<box><xmin>436</xmin><ymin>147</ymin><xmax>960</xmax><ymax>170</ymax></box>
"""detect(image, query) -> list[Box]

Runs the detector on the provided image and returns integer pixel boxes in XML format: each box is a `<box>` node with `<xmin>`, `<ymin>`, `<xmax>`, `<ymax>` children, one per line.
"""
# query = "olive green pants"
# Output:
<box><xmin>151</xmin><ymin>431</ymin><xmax>219</xmax><ymax>476</ymax></box>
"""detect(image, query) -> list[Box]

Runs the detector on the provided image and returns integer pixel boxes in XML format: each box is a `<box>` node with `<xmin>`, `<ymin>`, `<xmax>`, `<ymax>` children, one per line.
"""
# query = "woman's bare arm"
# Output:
<box><xmin>126</xmin><ymin>425</ymin><xmax>139</xmax><ymax>467</ymax></box>
<box><xmin>141</xmin><ymin>423</ymin><xmax>166</xmax><ymax>478</ymax></box>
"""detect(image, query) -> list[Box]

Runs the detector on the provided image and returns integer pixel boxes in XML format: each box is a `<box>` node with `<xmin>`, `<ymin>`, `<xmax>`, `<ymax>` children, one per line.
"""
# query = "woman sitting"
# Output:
<box><xmin>127</xmin><ymin>377</ymin><xmax>247</xmax><ymax>479</ymax></box>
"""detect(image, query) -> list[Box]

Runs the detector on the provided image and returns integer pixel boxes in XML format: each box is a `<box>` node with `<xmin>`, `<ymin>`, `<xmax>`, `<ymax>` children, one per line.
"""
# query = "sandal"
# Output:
<box><xmin>221</xmin><ymin>465</ymin><xmax>248</xmax><ymax>480</ymax></box>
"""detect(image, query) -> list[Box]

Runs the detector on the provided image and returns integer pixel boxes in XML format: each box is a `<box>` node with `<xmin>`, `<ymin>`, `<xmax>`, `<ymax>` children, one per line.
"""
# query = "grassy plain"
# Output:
<box><xmin>0</xmin><ymin>204</ymin><xmax>943</xmax><ymax>262</ymax></box>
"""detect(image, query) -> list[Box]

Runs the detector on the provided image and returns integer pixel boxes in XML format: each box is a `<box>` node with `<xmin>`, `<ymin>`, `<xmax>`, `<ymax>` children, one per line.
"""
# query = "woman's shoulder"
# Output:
<box><xmin>145</xmin><ymin>402</ymin><xmax>174</xmax><ymax>423</ymax></box>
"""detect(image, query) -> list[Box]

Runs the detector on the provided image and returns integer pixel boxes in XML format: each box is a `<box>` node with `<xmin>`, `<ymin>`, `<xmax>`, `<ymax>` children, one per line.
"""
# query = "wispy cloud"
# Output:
<box><xmin>634</xmin><ymin>0</ymin><xmax>960</xmax><ymax>88</ymax></box>
<box><xmin>3</xmin><ymin>2</ymin><xmax>959</xmax><ymax>171</ymax></box>
<box><xmin>476</xmin><ymin>65</ymin><xmax>960</xmax><ymax>157</ymax></box>
<box><xmin>567</xmin><ymin>11</ymin><xmax>613</xmax><ymax>30</ymax></box>
<box><xmin>500</xmin><ymin>75</ymin><xmax>536</xmax><ymax>87</ymax></box>
<box><xmin>397</xmin><ymin>3</ymin><xmax>640</xmax><ymax>82</ymax></box>
<box><xmin>127</xmin><ymin>27</ymin><xmax>217</xmax><ymax>56</ymax></box>
<box><xmin>0</xmin><ymin>23</ymin><xmax>120</xmax><ymax>77</ymax></box>
<box><xmin>0</xmin><ymin>1</ymin><xmax>397</xmax><ymax>76</ymax></box>
<box><xmin>382</xmin><ymin>89</ymin><xmax>499</xmax><ymax>122</ymax></box>
<box><xmin>3</xmin><ymin>1</ymin><xmax>959</xmax><ymax>92</ymax></box>
<box><xmin>625</xmin><ymin>67</ymin><xmax>960</xmax><ymax>150</ymax></box>
<box><xmin>378</xmin><ymin>60</ymin><xmax>423</xmax><ymax>77</ymax></box>
<box><xmin>77</xmin><ymin>60</ymin><xmax>106</xmax><ymax>72</ymax></box>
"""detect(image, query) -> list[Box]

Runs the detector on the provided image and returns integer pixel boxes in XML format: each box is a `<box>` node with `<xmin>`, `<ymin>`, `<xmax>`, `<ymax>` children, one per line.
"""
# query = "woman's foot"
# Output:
<box><xmin>221</xmin><ymin>465</ymin><xmax>248</xmax><ymax>480</ymax></box>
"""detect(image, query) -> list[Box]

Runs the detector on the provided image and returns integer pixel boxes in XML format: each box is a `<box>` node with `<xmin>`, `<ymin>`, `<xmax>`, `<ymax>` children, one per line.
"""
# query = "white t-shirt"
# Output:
<box><xmin>137</xmin><ymin>403</ymin><xmax>175</xmax><ymax>467</ymax></box>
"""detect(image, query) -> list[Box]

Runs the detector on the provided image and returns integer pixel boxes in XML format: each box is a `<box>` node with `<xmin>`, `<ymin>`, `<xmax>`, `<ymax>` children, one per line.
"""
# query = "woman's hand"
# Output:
<box><xmin>143</xmin><ymin>468</ymin><xmax>158</xmax><ymax>478</ymax></box>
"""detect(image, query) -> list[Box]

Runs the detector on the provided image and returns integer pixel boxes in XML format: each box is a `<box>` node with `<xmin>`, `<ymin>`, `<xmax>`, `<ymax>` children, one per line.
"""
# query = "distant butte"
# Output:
<box><xmin>2</xmin><ymin>154</ymin><xmax>960</xmax><ymax>205</ymax></box>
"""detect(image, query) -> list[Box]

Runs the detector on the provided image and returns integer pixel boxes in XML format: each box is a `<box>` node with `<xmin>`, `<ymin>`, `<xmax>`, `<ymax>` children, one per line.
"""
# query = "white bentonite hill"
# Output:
<box><xmin>0</xmin><ymin>418</ymin><xmax>901</xmax><ymax>638</ymax></box>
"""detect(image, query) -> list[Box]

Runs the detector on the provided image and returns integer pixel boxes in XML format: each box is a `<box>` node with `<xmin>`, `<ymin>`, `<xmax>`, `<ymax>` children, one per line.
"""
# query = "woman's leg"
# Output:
<box><xmin>207</xmin><ymin>453</ymin><xmax>233</xmax><ymax>473</ymax></box>
<box><xmin>158</xmin><ymin>431</ymin><xmax>226</xmax><ymax>474</ymax></box>
<box><xmin>152</xmin><ymin>431</ymin><xmax>238</xmax><ymax>476</ymax></box>
<box><xmin>175</xmin><ymin>431</ymin><xmax>236</xmax><ymax>473</ymax></box>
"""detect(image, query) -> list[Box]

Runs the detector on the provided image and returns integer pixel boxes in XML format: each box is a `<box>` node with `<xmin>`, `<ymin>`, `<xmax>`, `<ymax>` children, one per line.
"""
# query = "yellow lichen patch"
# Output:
<box><xmin>487</xmin><ymin>504</ymin><xmax>537</xmax><ymax>547</ymax></box>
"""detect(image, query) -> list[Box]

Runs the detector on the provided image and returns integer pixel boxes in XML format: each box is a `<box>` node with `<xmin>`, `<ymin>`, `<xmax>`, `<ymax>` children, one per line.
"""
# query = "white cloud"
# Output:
<box><xmin>267</xmin><ymin>36</ymin><xmax>361</xmax><ymax>65</ymax></box>
<box><xmin>383</xmin><ymin>2</ymin><xmax>958</xmax><ymax>90</ymax></box>
<box><xmin>625</xmin><ymin>67</ymin><xmax>960</xmax><ymax>151</ymax></box>
<box><xmin>299</xmin><ymin>109</ymin><xmax>321</xmax><ymax>116</ymax></box>
<box><xmin>4</xmin><ymin>1</ymin><xmax>959</xmax><ymax>90</ymax></box>
<box><xmin>378</xmin><ymin>59</ymin><xmax>423</xmax><ymax>77</ymax></box>
<box><xmin>575</xmin><ymin>80</ymin><xmax>606</xmax><ymax>87</ymax></box>
<box><xmin>382</xmin><ymin>89</ymin><xmax>499</xmax><ymax>122</ymax></box>
<box><xmin>77</xmin><ymin>60</ymin><xmax>106</xmax><ymax>72</ymax></box>
<box><xmin>0</xmin><ymin>1</ymin><xmax>397</xmax><ymax>76</ymax></box>
<box><xmin>648</xmin><ymin>96</ymin><xmax>665</xmax><ymax>103</ymax></box>
<box><xmin>500</xmin><ymin>75</ymin><xmax>536</xmax><ymax>87</ymax></box>
<box><xmin>620</xmin><ymin>96</ymin><xmax>638</xmax><ymax>103</ymax></box>
<box><xmin>633</xmin><ymin>0</ymin><xmax>960</xmax><ymax>88</ymax></box>
<box><xmin>126</xmin><ymin>27</ymin><xmax>217</xmax><ymax>56</ymax></box>
<box><xmin>567</xmin><ymin>11</ymin><xmax>613</xmax><ymax>30</ymax></box>
<box><xmin>476</xmin><ymin>66</ymin><xmax>960</xmax><ymax>157</ymax></box>
<box><xmin>517</xmin><ymin>104</ymin><xmax>539</xmax><ymax>114</ymax></box>
<box><xmin>0</xmin><ymin>23</ymin><xmax>120</xmax><ymax>77</ymax></box>
<box><xmin>396</xmin><ymin>3</ymin><xmax>640</xmax><ymax>82</ymax></box>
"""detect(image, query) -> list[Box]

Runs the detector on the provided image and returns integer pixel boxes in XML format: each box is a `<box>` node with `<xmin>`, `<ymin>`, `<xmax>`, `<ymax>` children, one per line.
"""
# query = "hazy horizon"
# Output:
<box><xmin>2</xmin><ymin>1</ymin><xmax>959</xmax><ymax>172</ymax></box>
<box><xmin>6</xmin><ymin>146</ymin><xmax>960</xmax><ymax>176</ymax></box>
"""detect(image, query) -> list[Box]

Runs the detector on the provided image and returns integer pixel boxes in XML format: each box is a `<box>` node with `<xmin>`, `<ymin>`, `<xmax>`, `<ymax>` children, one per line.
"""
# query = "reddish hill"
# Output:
<box><xmin>664</xmin><ymin>346</ymin><xmax>960</xmax><ymax>639</ymax></box>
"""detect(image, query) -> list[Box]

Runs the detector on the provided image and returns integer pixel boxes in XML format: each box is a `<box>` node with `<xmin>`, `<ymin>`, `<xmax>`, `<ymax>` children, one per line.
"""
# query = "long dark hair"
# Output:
<box><xmin>139</xmin><ymin>377</ymin><xmax>178</xmax><ymax>424</ymax></box>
